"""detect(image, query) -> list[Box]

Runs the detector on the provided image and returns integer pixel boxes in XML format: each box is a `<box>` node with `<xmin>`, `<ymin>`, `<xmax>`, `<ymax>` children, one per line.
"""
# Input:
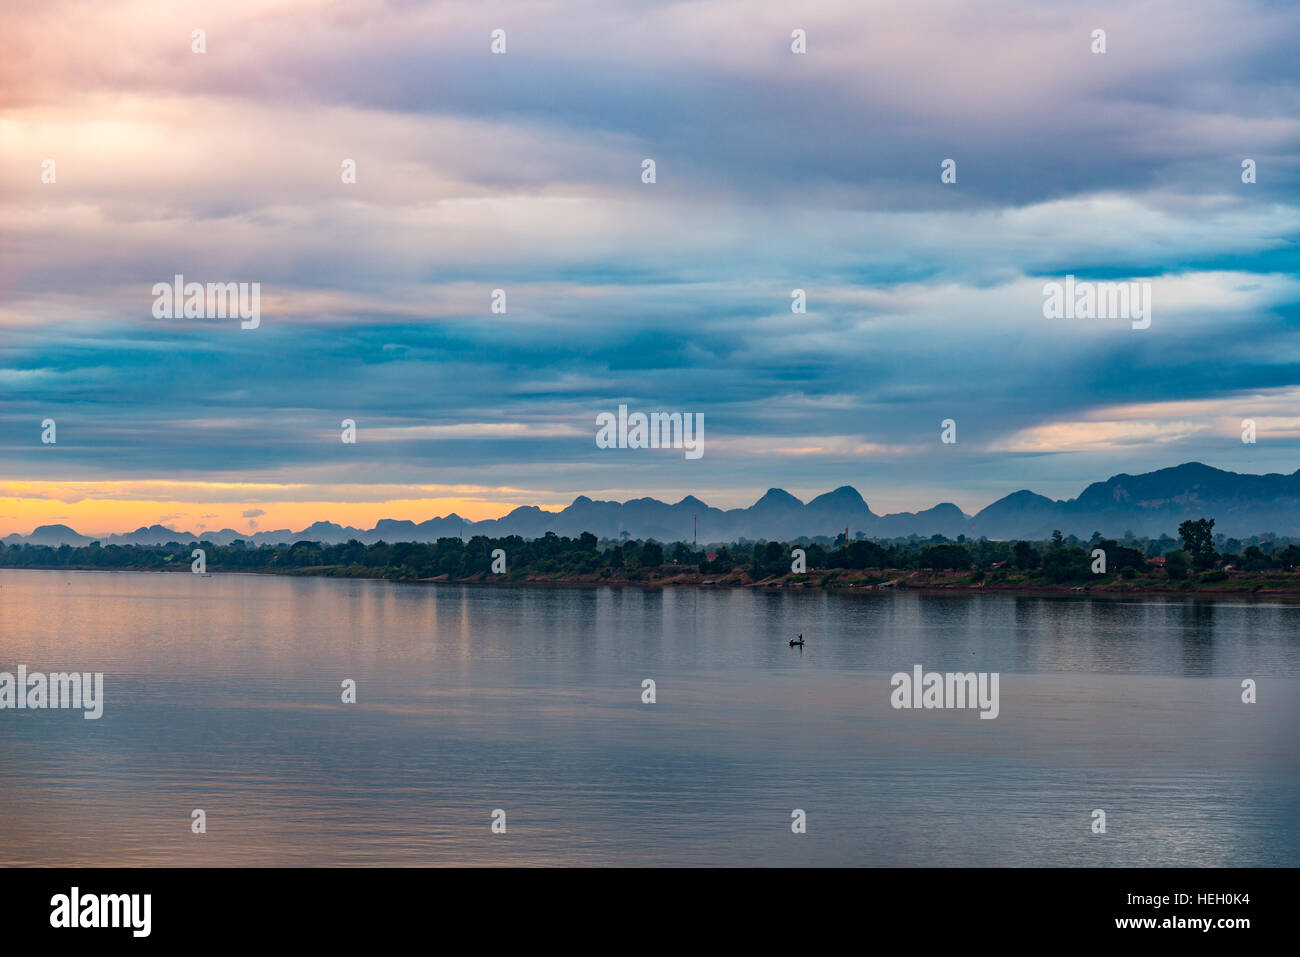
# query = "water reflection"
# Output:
<box><xmin>0</xmin><ymin>570</ymin><xmax>1296</xmax><ymax>866</ymax></box>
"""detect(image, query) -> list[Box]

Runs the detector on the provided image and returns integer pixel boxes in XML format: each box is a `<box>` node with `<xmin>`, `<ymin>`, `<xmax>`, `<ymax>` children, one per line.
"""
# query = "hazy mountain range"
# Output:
<box><xmin>7</xmin><ymin>463</ymin><xmax>1299</xmax><ymax>548</ymax></box>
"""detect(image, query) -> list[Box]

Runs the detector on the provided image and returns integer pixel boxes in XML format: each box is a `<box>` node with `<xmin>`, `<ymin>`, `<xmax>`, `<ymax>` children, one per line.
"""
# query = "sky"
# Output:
<box><xmin>2</xmin><ymin>0</ymin><xmax>1299</xmax><ymax>538</ymax></box>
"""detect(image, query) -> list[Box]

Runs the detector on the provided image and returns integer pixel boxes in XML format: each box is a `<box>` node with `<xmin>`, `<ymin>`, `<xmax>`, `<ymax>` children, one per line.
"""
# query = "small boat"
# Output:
<box><xmin>789</xmin><ymin>634</ymin><xmax>805</xmax><ymax>647</ymax></box>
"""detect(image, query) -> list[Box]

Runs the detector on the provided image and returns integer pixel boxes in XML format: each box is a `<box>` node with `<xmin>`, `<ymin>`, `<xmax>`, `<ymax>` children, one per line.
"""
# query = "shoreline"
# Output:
<box><xmin>7</xmin><ymin>564</ymin><xmax>1300</xmax><ymax>599</ymax></box>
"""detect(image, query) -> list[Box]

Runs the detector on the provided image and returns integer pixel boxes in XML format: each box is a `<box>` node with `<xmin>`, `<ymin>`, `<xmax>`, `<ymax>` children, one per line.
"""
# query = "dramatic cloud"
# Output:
<box><xmin>1</xmin><ymin>0</ymin><xmax>1298</xmax><ymax>533</ymax></box>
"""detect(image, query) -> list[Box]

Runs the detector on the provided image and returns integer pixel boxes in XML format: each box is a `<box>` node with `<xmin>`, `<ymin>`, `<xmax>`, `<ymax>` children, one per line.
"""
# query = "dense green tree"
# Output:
<box><xmin>15</xmin><ymin>516</ymin><xmax>1300</xmax><ymax>588</ymax></box>
<box><xmin>1094</xmin><ymin>539</ymin><xmax>1145</xmax><ymax>573</ymax></box>
<box><xmin>1178</xmin><ymin>518</ymin><xmax>1219</xmax><ymax>571</ymax></box>
<box><xmin>640</xmin><ymin>541</ymin><xmax>664</xmax><ymax>568</ymax></box>
<box><xmin>918</xmin><ymin>543</ymin><xmax>972</xmax><ymax>571</ymax></box>
<box><xmin>1165</xmin><ymin>550</ymin><xmax>1190</xmax><ymax>580</ymax></box>
<box><xmin>1012</xmin><ymin>540</ymin><xmax>1037</xmax><ymax>570</ymax></box>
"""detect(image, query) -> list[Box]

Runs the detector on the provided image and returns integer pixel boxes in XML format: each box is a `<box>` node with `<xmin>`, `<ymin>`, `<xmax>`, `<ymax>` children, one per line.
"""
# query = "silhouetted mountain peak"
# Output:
<box><xmin>7</xmin><ymin>463</ymin><xmax>1300</xmax><ymax>547</ymax></box>
<box><xmin>808</xmin><ymin>485</ymin><xmax>869</xmax><ymax>511</ymax></box>
<box><xmin>1003</xmin><ymin>489</ymin><xmax>1056</xmax><ymax>504</ymax></box>
<box><xmin>752</xmin><ymin>488</ymin><xmax>803</xmax><ymax>509</ymax></box>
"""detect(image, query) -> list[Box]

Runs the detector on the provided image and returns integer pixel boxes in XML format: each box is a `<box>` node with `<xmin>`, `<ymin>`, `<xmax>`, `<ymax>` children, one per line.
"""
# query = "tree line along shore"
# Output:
<box><xmin>5</xmin><ymin>518</ymin><xmax>1300</xmax><ymax>595</ymax></box>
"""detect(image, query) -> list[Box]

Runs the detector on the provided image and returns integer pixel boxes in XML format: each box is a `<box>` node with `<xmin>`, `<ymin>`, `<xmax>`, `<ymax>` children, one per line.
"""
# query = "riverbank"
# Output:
<box><xmin>8</xmin><ymin>563</ymin><xmax>1300</xmax><ymax>597</ymax></box>
<box><xmin>435</xmin><ymin>568</ymin><xmax>1300</xmax><ymax>597</ymax></box>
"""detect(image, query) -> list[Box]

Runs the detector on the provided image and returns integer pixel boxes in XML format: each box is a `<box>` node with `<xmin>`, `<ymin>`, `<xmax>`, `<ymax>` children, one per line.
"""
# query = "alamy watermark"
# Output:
<box><xmin>1</xmin><ymin>665</ymin><xmax>103</xmax><ymax>719</ymax></box>
<box><xmin>890</xmin><ymin>664</ymin><xmax>999</xmax><ymax>719</ymax></box>
<box><xmin>595</xmin><ymin>404</ymin><xmax>703</xmax><ymax>459</ymax></box>
<box><xmin>1042</xmin><ymin>275</ymin><xmax>1150</xmax><ymax>330</ymax></box>
<box><xmin>152</xmin><ymin>274</ymin><xmax>260</xmax><ymax>329</ymax></box>
<box><xmin>50</xmin><ymin>887</ymin><xmax>150</xmax><ymax>937</ymax></box>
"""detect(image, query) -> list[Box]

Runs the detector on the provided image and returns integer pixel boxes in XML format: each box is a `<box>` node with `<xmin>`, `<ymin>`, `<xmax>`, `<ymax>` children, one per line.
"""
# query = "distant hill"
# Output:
<box><xmin>971</xmin><ymin>463</ymin><xmax>1300</xmax><ymax>539</ymax></box>
<box><xmin>4</xmin><ymin>462</ymin><xmax>1297</xmax><ymax>547</ymax></box>
<box><xmin>16</xmin><ymin>524</ymin><xmax>94</xmax><ymax>547</ymax></box>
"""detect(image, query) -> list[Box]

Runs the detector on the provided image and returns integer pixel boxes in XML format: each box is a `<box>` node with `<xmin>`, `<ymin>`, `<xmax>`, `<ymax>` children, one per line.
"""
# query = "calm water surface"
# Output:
<box><xmin>1</xmin><ymin>569</ymin><xmax>1297</xmax><ymax>866</ymax></box>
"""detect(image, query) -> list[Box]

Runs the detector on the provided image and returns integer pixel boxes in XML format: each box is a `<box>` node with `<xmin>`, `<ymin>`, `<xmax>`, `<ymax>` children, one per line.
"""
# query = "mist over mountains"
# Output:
<box><xmin>8</xmin><ymin>463</ymin><xmax>1299</xmax><ymax>548</ymax></box>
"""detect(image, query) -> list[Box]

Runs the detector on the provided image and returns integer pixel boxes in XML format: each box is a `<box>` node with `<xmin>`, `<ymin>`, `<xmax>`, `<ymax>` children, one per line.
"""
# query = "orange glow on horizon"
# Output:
<box><xmin>0</xmin><ymin>489</ymin><xmax>523</xmax><ymax>539</ymax></box>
